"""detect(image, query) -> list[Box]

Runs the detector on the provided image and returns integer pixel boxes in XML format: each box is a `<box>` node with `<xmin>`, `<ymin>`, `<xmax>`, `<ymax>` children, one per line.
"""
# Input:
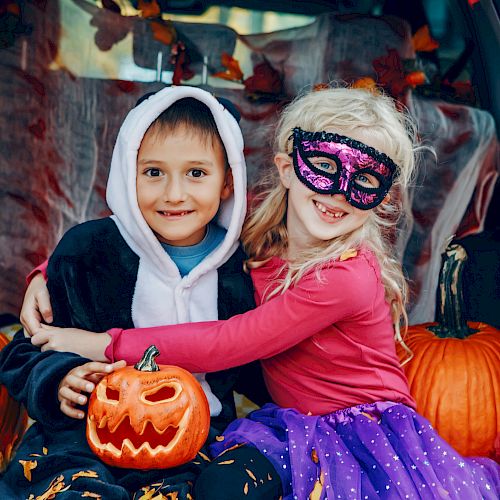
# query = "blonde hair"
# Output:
<box><xmin>242</xmin><ymin>87</ymin><xmax>420</xmax><ymax>359</ymax></box>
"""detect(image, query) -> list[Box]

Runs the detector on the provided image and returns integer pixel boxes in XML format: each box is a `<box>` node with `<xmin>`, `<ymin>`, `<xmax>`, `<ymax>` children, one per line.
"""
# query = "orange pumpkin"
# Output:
<box><xmin>0</xmin><ymin>331</ymin><xmax>28</xmax><ymax>471</ymax></box>
<box><xmin>86</xmin><ymin>345</ymin><xmax>210</xmax><ymax>469</ymax></box>
<box><xmin>399</xmin><ymin>244</ymin><xmax>500</xmax><ymax>459</ymax></box>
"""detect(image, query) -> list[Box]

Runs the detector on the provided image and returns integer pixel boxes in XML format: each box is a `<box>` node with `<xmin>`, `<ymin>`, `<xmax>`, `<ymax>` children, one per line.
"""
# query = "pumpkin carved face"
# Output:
<box><xmin>86</xmin><ymin>346</ymin><xmax>210</xmax><ymax>469</ymax></box>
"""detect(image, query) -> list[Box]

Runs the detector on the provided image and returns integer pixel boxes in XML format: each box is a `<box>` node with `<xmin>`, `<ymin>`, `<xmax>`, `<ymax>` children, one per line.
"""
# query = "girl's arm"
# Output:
<box><xmin>107</xmin><ymin>257</ymin><xmax>374</xmax><ymax>372</ymax></box>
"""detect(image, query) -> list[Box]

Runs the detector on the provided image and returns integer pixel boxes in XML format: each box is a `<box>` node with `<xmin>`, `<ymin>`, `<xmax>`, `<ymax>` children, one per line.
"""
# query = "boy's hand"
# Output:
<box><xmin>31</xmin><ymin>325</ymin><xmax>112</xmax><ymax>362</ymax></box>
<box><xmin>21</xmin><ymin>272</ymin><xmax>53</xmax><ymax>337</ymax></box>
<box><xmin>58</xmin><ymin>360</ymin><xmax>126</xmax><ymax>419</ymax></box>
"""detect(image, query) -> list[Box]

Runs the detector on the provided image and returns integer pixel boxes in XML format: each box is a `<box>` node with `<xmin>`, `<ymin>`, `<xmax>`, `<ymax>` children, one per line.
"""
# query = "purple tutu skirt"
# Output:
<box><xmin>209</xmin><ymin>402</ymin><xmax>500</xmax><ymax>499</ymax></box>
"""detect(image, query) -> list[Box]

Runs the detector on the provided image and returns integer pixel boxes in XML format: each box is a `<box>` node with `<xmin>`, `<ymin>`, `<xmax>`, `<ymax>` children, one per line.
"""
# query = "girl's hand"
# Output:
<box><xmin>21</xmin><ymin>272</ymin><xmax>53</xmax><ymax>337</ymax></box>
<box><xmin>31</xmin><ymin>325</ymin><xmax>112</xmax><ymax>362</ymax></box>
<box><xmin>58</xmin><ymin>360</ymin><xmax>126</xmax><ymax>419</ymax></box>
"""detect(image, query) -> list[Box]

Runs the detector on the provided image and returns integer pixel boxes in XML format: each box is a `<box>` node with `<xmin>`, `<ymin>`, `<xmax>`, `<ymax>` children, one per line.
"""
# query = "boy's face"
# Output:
<box><xmin>136</xmin><ymin>125</ymin><xmax>233</xmax><ymax>246</ymax></box>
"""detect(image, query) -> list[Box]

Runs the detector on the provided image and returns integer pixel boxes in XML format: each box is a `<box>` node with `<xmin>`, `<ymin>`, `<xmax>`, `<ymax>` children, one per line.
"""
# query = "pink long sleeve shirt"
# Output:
<box><xmin>105</xmin><ymin>249</ymin><xmax>415</xmax><ymax>415</ymax></box>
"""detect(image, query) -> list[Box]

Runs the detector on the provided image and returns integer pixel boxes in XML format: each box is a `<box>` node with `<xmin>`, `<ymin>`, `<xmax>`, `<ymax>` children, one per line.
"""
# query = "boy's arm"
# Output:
<box><xmin>0</xmin><ymin>329</ymin><xmax>90</xmax><ymax>430</ymax></box>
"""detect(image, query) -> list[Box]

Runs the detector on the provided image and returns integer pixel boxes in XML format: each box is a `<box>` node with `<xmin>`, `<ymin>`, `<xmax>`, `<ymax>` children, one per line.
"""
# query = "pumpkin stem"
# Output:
<box><xmin>429</xmin><ymin>244</ymin><xmax>478</xmax><ymax>339</ymax></box>
<box><xmin>134</xmin><ymin>345</ymin><xmax>160</xmax><ymax>372</ymax></box>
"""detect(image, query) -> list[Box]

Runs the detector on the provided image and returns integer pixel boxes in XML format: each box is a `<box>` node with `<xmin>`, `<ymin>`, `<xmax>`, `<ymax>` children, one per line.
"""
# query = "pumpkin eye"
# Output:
<box><xmin>105</xmin><ymin>387</ymin><xmax>120</xmax><ymax>402</ymax></box>
<box><xmin>96</xmin><ymin>382</ymin><xmax>120</xmax><ymax>405</ymax></box>
<box><xmin>142</xmin><ymin>382</ymin><xmax>181</xmax><ymax>404</ymax></box>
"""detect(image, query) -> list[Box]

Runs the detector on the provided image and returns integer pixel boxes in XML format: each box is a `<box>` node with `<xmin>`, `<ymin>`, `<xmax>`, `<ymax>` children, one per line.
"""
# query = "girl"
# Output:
<box><xmin>31</xmin><ymin>87</ymin><xmax>500</xmax><ymax>499</ymax></box>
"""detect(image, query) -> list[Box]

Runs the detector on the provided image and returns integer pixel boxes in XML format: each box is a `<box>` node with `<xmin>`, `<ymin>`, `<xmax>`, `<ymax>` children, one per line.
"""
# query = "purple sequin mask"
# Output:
<box><xmin>291</xmin><ymin>127</ymin><xmax>398</xmax><ymax>210</ymax></box>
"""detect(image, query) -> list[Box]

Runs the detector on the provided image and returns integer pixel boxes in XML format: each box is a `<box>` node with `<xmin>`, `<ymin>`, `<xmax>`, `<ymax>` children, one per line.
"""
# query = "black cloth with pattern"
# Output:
<box><xmin>0</xmin><ymin>217</ymin><xmax>272</xmax><ymax>499</ymax></box>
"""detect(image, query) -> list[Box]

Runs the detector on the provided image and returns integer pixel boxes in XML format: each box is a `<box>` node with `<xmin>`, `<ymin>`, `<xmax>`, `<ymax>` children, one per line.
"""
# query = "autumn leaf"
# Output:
<box><xmin>215</xmin><ymin>435</ymin><xmax>225</xmax><ymax>441</ymax></box>
<box><xmin>339</xmin><ymin>249</ymin><xmax>358</xmax><ymax>261</ymax></box>
<box><xmin>412</xmin><ymin>25</ymin><xmax>439</xmax><ymax>52</ymax></box>
<box><xmin>308</xmin><ymin>471</ymin><xmax>325</xmax><ymax>500</ymax></box>
<box><xmin>82</xmin><ymin>493</ymin><xmax>102</xmax><ymax>499</ymax></box>
<box><xmin>138</xmin><ymin>0</ymin><xmax>161</xmax><ymax>18</ymax></box>
<box><xmin>311</xmin><ymin>448</ymin><xmax>319</xmax><ymax>463</ymax></box>
<box><xmin>217</xmin><ymin>459</ymin><xmax>235</xmax><ymax>465</ymax></box>
<box><xmin>213</xmin><ymin>52</ymin><xmax>244</xmax><ymax>82</ymax></box>
<box><xmin>72</xmin><ymin>470</ymin><xmax>99</xmax><ymax>481</ymax></box>
<box><xmin>245</xmin><ymin>468</ymin><xmax>256</xmax><ymax>480</ymax></box>
<box><xmin>36</xmin><ymin>475</ymin><xmax>71</xmax><ymax>500</ymax></box>
<box><xmin>19</xmin><ymin>459</ymin><xmax>37</xmax><ymax>481</ymax></box>
<box><xmin>197</xmin><ymin>451</ymin><xmax>211</xmax><ymax>462</ymax></box>
<box><xmin>243</xmin><ymin>482</ymin><xmax>249</xmax><ymax>495</ymax></box>
<box><xmin>352</xmin><ymin>77</ymin><xmax>378</xmax><ymax>92</ymax></box>
<box><xmin>151</xmin><ymin>20</ymin><xmax>176</xmax><ymax>45</ymax></box>
<box><xmin>42</xmin><ymin>447</ymin><xmax>48</xmax><ymax>455</ymax></box>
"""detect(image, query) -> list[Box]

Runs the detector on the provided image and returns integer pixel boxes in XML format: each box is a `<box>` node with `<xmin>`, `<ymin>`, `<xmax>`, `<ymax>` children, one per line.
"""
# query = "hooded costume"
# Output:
<box><xmin>0</xmin><ymin>86</ymin><xmax>269</xmax><ymax>499</ymax></box>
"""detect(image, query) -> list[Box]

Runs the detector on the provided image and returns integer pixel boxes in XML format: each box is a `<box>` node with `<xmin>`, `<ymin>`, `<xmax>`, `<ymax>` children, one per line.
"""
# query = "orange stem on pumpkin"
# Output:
<box><xmin>430</xmin><ymin>244</ymin><xmax>478</xmax><ymax>339</ymax></box>
<box><xmin>134</xmin><ymin>345</ymin><xmax>160</xmax><ymax>372</ymax></box>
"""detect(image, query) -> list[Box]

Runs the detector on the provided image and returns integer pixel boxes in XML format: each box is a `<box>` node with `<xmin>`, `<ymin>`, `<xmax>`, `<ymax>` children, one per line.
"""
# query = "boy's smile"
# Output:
<box><xmin>136</xmin><ymin>126</ymin><xmax>232</xmax><ymax>247</ymax></box>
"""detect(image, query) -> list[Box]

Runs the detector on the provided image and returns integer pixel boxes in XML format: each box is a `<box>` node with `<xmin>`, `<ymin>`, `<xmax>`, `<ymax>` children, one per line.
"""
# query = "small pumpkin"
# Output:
<box><xmin>399</xmin><ymin>244</ymin><xmax>500</xmax><ymax>459</ymax></box>
<box><xmin>86</xmin><ymin>345</ymin><xmax>210</xmax><ymax>469</ymax></box>
<box><xmin>0</xmin><ymin>331</ymin><xmax>28</xmax><ymax>471</ymax></box>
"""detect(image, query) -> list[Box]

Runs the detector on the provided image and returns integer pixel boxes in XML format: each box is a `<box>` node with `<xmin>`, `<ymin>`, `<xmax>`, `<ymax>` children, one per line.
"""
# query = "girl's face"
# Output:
<box><xmin>276</xmin><ymin>127</ymin><xmax>392</xmax><ymax>254</ymax></box>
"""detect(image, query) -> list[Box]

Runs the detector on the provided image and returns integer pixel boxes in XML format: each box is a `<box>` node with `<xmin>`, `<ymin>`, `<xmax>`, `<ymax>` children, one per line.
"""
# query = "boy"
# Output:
<box><xmin>0</xmin><ymin>86</ymin><xmax>279</xmax><ymax>499</ymax></box>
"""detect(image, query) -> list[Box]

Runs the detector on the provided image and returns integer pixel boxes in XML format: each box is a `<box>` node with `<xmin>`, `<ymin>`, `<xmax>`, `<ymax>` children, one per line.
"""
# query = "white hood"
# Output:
<box><xmin>106</xmin><ymin>86</ymin><xmax>247</xmax><ymax>416</ymax></box>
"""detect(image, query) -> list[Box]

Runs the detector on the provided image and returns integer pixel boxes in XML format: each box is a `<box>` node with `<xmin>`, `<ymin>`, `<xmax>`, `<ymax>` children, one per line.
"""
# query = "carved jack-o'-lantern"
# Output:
<box><xmin>86</xmin><ymin>345</ymin><xmax>210</xmax><ymax>469</ymax></box>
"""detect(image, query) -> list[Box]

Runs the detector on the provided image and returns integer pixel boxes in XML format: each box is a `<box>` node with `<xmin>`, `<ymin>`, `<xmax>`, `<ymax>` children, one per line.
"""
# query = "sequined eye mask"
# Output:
<box><xmin>291</xmin><ymin>127</ymin><xmax>398</xmax><ymax>210</ymax></box>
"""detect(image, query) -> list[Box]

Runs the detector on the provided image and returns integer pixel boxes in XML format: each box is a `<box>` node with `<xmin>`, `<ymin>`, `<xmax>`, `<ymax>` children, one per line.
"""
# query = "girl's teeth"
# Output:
<box><xmin>314</xmin><ymin>201</ymin><xmax>344</xmax><ymax>218</ymax></box>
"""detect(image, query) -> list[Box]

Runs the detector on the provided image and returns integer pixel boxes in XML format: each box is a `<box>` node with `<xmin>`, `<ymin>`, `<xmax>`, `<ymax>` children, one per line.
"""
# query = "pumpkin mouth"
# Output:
<box><xmin>87</xmin><ymin>409</ymin><xmax>190</xmax><ymax>457</ymax></box>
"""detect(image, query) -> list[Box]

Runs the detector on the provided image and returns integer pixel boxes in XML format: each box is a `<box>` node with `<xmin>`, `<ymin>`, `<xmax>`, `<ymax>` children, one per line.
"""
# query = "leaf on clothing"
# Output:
<box><xmin>35</xmin><ymin>474</ymin><xmax>71</xmax><ymax>500</ymax></box>
<box><xmin>308</xmin><ymin>471</ymin><xmax>325</xmax><ymax>500</ymax></box>
<box><xmin>243</xmin><ymin>482</ymin><xmax>249</xmax><ymax>495</ymax></box>
<box><xmin>215</xmin><ymin>435</ymin><xmax>225</xmax><ymax>441</ymax></box>
<box><xmin>82</xmin><ymin>493</ymin><xmax>102</xmax><ymax>499</ymax></box>
<box><xmin>267</xmin><ymin>473</ymin><xmax>273</xmax><ymax>481</ymax></box>
<box><xmin>42</xmin><ymin>447</ymin><xmax>48</xmax><ymax>455</ymax></box>
<box><xmin>216</xmin><ymin>443</ymin><xmax>244</xmax><ymax>457</ymax></box>
<box><xmin>72</xmin><ymin>470</ymin><xmax>99</xmax><ymax>481</ymax></box>
<box><xmin>245</xmin><ymin>468</ymin><xmax>256</xmax><ymax>480</ymax></box>
<box><xmin>197</xmin><ymin>451</ymin><xmax>211</xmax><ymax>462</ymax></box>
<box><xmin>28</xmin><ymin>454</ymin><xmax>42</xmax><ymax>457</ymax></box>
<box><xmin>19</xmin><ymin>459</ymin><xmax>37</xmax><ymax>481</ymax></box>
<box><xmin>340</xmin><ymin>249</ymin><xmax>358</xmax><ymax>261</ymax></box>
<box><xmin>311</xmin><ymin>448</ymin><xmax>319</xmax><ymax>464</ymax></box>
<box><xmin>217</xmin><ymin>459</ymin><xmax>235</xmax><ymax>465</ymax></box>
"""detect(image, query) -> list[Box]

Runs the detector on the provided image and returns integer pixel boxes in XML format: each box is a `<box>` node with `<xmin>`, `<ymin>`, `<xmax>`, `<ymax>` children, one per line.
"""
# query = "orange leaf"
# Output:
<box><xmin>19</xmin><ymin>459</ymin><xmax>37</xmax><ymax>481</ymax></box>
<box><xmin>213</xmin><ymin>52</ymin><xmax>244</xmax><ymax>82</ymax></box>
<box><xmin>243</xmin><ymin>482</ymin><xmax>249</xmax><ymax>495</ymax></box>
<box><xmin>412</xmin><ymin>25</ymin><xmax>439</xmax><ymax>52</ymax></box>
<box><xmin>72</xmin><ymin>470</ymin><xmax>99</xmax><ymax>481</ymax></box>
<box><xmin>138</xmin><ymin>0</ymin><xmax>161</xmax><ymax>18</ymax></box>
<box><xmin>352</xmin><ymin>77</ymin><xmax>377</xmax><ymax>92</ymax></box>
<box><xmin>340</xmin><ymin>249</ymin><xmax>358</xmax><ymax>261</ymax></box>
<box><xmin>405</xmin><ymin>71</ymin><xmax>426</xmax><ymax>87</ymax></box>
<box><xmin>82</xmin><ymin>493</ymin><xmax>102</xmax><ymax>499</ymax></box>
<box><xmin>42</xmin><ymin>447</ymin><xmax>48</xmax><ymax>455</ymax></box>
<box><xmin>245</xmin><ymin>468</ymin><xmax>256</xmax><ymax>480</ymax></box>
<box><xmin>151</xmin><ymin>21</ymin><xmax>176</xmax><ymax>46</ymax></box>
<box><xmin>36</xmin><ymin>475</ymin><xmax>71</xmax><ymax>500</ymax></box>
<box><xmin>215</xmin><ymin>435</ymin><xmax>225</xmax><ymax>441</ymax></box>
<box><xmin>217</xmin><ymin>459</ymin><xmax>235</xmax><ymax>465</ymax></box>
<box><xmin>197</xmin><ymin>451</ymin><xmax>211</xmax><ymax>462</ymax></box>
